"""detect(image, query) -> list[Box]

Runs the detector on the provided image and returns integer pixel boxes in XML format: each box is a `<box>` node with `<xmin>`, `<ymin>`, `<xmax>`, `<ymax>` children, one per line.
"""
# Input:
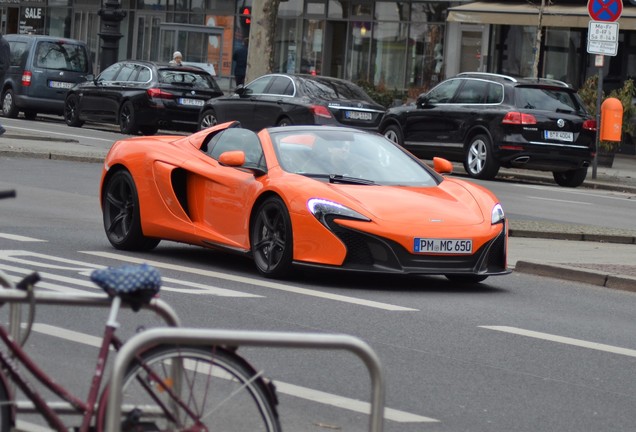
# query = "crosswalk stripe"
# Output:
<box><xmin>0</xmin><ymin>233</ymin><xmax>46</xmax><ymax>242</ymax></box>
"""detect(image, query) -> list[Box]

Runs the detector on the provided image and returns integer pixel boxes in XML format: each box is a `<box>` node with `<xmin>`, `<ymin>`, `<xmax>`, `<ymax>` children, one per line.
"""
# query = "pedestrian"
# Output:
<box><xmin>170</xmin><ymin>51</ymin><xmax>183</xmax><ymax>66</ymax></box>
<box><xmin>232</xmin><ymin>38</ymin><xmax>248</xmax><ymax>87</ymax></box>
<box><xmin>0</xmin><ymin>33</ymin><xmax>9</xmax><ymax>136</ymax></box>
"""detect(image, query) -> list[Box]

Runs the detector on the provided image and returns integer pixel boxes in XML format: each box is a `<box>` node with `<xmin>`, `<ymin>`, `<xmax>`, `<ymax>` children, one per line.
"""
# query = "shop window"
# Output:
<box><xmin>328</xmin><ymin>0</ymin><xmax>348</xmax><ymax>19</ymax></box>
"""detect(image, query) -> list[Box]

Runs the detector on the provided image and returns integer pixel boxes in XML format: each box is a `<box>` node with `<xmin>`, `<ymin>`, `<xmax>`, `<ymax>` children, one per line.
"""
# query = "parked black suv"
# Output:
<box><xmin>380</xmin><ymin>72</ymin><xmax>597</xmax><ymax>187</ymax></box>
<box><xmin>1</xmin><ymin>34</ymin><xmax>92</xmax><ymax>119</ymax></box>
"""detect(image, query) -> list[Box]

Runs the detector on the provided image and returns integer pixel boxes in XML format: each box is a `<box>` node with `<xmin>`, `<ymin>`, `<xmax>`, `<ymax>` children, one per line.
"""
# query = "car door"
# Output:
<box><xmin>99</xmin><ymin>62</ymin><xmax>137</xmax><ymax>121</ymax></box>
<box><xmin>402</xmin><ymin>78</ymin><xmax>463</xmax><ymax>151</ymax></box>
<box><xmin>79</xmin><ymin>63</ymin><xmax>122</xmax><ymax>119</ymax></box>
<box><xmin>216</xmin><ymin>75</ymin><xmax>275</xmax><ymax>130</ymax></box>
<box><xmin>250</xmin><ymin>75</ymin><xmax>294</xmax><ymax>130</ymax></box>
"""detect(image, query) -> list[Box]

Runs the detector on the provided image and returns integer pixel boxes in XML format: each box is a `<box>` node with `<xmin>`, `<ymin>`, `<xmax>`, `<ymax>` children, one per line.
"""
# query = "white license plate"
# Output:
<box><xmin>49</xmin><ymin>81</ymin><xmax>73</xmax><ymax>89</ymax></box>
<box><xmin>179</xmin><ymin>98</ymin><xmax>204</xmax><ymax>106</ymax></box>
<box><xmin>545</xmin><ymin>130</ymin><xmax>573</xmax><ymax>141</ymax></box>
<box><xmin>414</xmin><ymin>238</ymin><xmax>473</xmax><ymax>254</ymax></box>
<box><xmin>345</xmin><ymin>111</ymin><xmax>372</xmax><ymax>120</ymax></box>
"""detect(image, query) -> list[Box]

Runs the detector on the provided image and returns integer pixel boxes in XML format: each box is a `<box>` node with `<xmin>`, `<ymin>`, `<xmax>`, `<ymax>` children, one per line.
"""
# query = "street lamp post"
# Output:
<box><xmin>98</xmin><ymin>0</ymin><xmax>126</xmax><ymax>72</ymax></box>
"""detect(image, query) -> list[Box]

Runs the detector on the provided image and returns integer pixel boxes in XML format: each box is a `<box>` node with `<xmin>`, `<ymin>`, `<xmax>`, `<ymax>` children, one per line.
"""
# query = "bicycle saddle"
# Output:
<box><xmin>90</xmin><ymin>263</ymin><xmax>161</xmax><ymax>311</ymax></box>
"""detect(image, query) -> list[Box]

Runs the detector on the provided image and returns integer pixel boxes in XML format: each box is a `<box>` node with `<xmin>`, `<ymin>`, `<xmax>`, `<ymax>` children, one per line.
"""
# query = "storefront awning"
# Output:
<box><xmin>447</xmin><ymin>2</ymin><xmax>636</xmax><ymax>29</ymax></box>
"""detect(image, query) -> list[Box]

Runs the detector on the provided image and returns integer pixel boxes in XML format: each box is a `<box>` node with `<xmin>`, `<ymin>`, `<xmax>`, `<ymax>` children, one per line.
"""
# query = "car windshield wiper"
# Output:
<box><xmin>329</xmin><ymin>174</ymin><xmax>375</xmax><ymax>185</ymax></box>
<box><xmin>556</xmin><ymin>108</ymin><xmax>574</xmax><ymax>114</ymax></box>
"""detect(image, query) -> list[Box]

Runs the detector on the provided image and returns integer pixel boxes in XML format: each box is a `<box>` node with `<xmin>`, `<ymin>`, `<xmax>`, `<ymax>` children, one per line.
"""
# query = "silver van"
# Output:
<box><xmin>1</xmin><ymin>34</ymin><xmax>92</xmax><ymax>119</ymax></box>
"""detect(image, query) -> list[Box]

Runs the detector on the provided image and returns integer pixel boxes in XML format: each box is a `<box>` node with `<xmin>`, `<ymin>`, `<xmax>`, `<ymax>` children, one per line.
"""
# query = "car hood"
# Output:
<box><xmin>306</xmin><ymin>179</ymin><xmax>486</xmax><ymax>226</ymax></box>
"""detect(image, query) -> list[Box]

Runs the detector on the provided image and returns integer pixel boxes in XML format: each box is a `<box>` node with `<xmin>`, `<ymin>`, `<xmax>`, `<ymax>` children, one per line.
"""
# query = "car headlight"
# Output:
<box><xmin>491</xmin><ymin>203</ymin><xmax>505</xmax><ymax>224</ymax></box>
<box><xmin>307</xmin><ymin>198</ymin><xmax>370</xmax><ymax>227</ymax></box>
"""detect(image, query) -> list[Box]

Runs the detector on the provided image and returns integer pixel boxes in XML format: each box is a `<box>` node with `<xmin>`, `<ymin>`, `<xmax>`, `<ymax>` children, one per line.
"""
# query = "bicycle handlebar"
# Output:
<box><xmin>0</xmin><ymin>190</ymin><xmax>16</xmax><ymax>200</ymax></box>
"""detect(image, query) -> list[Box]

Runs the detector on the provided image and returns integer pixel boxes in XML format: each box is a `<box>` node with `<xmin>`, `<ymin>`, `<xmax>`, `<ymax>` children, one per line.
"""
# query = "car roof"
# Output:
<box><xmin>456</xmin><ymin>72</ymin><xmax>572</xmax><ymax>89</ymax></box>
<box><xmin>112</xmin><ymin>59</ymin><xmax>210</xmax><ymax>73</ymax></box>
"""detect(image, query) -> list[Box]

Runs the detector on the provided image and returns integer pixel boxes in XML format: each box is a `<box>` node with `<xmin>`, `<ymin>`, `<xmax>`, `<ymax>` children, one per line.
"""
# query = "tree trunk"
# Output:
<box><xmin>531</xmin><ymin>0</ymin><xmax>546</xmax><ymax>79</ymax></box>
<box><xmin>246</xmin><ymin>0</ymin><xmax>281</xmax><ymax>83</ymax></box>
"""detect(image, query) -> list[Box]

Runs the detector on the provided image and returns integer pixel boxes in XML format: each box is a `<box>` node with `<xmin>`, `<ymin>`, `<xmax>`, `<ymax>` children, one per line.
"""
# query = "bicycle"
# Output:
<box><xmin>0</xmin><ymin>189</ymin><xmax>281</xmax><ymax>432</ymax></box>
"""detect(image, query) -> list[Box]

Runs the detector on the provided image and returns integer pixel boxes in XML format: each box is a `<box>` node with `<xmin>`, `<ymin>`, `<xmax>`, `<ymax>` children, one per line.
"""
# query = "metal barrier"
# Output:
<box><xmin>106</xmin><ymin>328</ymin><xmax>386</xmax><ymax>432</ymax></box>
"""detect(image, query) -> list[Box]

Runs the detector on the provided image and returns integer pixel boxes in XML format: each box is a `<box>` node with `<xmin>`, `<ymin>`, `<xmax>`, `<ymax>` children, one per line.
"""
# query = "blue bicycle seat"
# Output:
<box><xmin>90</xmin><ymin>263</ymin><xmax>161</xmax><ymax>311</ymax></box>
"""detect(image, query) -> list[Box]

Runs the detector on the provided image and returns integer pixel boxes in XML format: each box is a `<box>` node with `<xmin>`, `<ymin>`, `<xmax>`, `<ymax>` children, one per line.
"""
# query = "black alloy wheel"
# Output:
<box><xmin>119</xmin><ymin>101</ymin><xmax>139</xmax><ymax>135</ymax></box>
<box><xmin>102</xmin><ymin>170</ymin><xmax>160</xmax><ymax>251</ymax></box>
<box><xmin>64</xmin><ymin>94</ymin><xmax>84</xmax><ymax>127</ymax></box>
<box><xmin>250</xmin><ymin>197</ymin><xmax>294</xmax><ymax>278</ymax></box>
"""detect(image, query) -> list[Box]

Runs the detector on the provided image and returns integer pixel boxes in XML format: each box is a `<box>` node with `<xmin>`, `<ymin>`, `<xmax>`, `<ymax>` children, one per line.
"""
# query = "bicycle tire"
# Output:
<box><xmin>0</xmin><ymin>375</ymin><xmax>11</xmax><ymax>432</ymax></box>
<box><xmin>102</xmin><ymin>344</ymin><xmax>281</xmax><ymax>432</ymax></box>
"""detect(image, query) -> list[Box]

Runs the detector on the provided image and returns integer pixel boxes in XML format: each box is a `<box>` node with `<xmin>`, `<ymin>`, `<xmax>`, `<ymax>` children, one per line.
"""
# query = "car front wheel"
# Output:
<box><xmin>64</xmin><ymin>95</ymin><xmax>84</xmax><ymax>127</ymax></box>
<box><xmin>553</xmin><ymin>167</ymin><xmax>587</xmax><ymax>187</ymax></box>
<box><xmin>199</xmin><ymin>109</ymin><xmax>218</xmax><ymax>130</ymax></box>
<box><xmin>119</xmin><ymin>101</ymin><xmax>139</xmax><ymax>134</ymax></box>
<box><xmin>464</xmin><ymin>134</ymin><xmax>500</xmax><ymax>179</ymax></box>
<box><xmin>102</xmin><ymin>169</ymin><xmax>160</xmax><ymax>251</ymax></box>
<box><xmin>383</xmin><ymin>124</ymin><xmax>404</xmax><ymax>146</ymax></box>
<box><xmin>250</xmin><ymin>197</ymin><xmax>293</xmax><ymax>278</ymax></box>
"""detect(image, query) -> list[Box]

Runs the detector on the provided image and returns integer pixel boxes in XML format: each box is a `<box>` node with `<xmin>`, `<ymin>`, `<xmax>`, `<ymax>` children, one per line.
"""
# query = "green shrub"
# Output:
<box><xmin>356</xmin><ymin>80</ymin><xmax>405</xmax><ymax>109</ymax></box>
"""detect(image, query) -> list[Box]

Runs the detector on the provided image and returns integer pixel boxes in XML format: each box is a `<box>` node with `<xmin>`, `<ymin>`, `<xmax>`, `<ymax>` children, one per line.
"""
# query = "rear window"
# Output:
<box><xmin>158</xmin><ymin>69</ymin><xmax>221</xmax><ymax>91</ymax></box>
<box><xmin>34</xmin><ymin>41</ymin><xmax>89</xmax><ymax>73</ymax></box>
<box><xmin>515</xmin><ymin>86</ymin><xmax>585</xmax><ymax>113</ymax></box>
<box><xmin>301</xmin><ymin>77</ymin><xmax>374</xmax><ymax>102</ymax></box>
<box><xmin>8</xmin><ymin>41</ymin><xmax>27</xmax><ymax>67</ymax></box>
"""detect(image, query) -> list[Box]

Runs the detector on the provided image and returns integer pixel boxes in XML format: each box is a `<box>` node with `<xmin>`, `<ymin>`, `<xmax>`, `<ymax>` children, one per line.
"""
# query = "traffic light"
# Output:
<box><xmin>240</xmin><ymin>7</ymin><xmax>251</xmax><ymax>26</ymax></box>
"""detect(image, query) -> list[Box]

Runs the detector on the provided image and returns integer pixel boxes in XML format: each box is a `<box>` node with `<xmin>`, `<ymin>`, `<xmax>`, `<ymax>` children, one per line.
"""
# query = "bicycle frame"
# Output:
<box><xmin>0</xmin><ymin>284</ymin><xmax>180</xmax><ymax>432</ymax></box>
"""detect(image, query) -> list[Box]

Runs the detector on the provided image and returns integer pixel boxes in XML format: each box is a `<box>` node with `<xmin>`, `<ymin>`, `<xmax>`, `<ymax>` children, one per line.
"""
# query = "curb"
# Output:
<box><xmin>0</xmin><ymin>149</ymin><xmax>104</xmax><ymax>163</ymax></box>
<box><xmin>514</xmin><ymin>261</ymin><xmax>636</xmax><ymax>292</ymax></box>
<box><xmin>509</xmin><ymin>229</ymin><xmax>636</xmax><ymax>245</ymax></box>
<box><xmin>1</xmin><ymin>133</ymin><xmax>79</xmax><ymax>143</ymax></box>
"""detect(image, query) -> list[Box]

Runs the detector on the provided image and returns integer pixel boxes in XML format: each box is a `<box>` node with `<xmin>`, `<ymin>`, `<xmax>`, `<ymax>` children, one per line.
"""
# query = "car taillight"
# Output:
<box><xmin>311</xmin><ymin>105</ymin><xmax>332</xmax><ymax>119</ymax></box>
<box><xmin>21</xmin><ymin>71</ymin><xmax>32</xmax><ymax>87</ymax></box>
<box><xmin>147</xmin><ymin>88</ymin><xmax>174</xmax><ymax>99</ymax></box>
<box><xmin>501</xmin><ymin>112</ymin><xmax>537</xmax><ymax>125</ymax></box>
<box><xmin>582</xmin><ymin>119</ymin><xmax>597</xmax><ymax>131</ymax></box>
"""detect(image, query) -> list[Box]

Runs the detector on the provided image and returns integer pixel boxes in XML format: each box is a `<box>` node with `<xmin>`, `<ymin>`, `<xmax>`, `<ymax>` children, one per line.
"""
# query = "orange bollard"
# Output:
<box><xmin>600</xmin><ymin>97</ymin><xmax>623</xmax><ymax>142</ymax></box>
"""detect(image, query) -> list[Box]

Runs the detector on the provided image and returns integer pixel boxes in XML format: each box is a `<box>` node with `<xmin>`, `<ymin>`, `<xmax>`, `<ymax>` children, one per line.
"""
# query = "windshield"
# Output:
<box><xmin>270</xmin><ymin>129</ymin><xmax>439</xmax><ymax>187</ymax></box>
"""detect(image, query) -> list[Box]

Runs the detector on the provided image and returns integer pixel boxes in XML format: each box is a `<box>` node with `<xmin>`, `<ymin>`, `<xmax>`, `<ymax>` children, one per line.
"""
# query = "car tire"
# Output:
<box><xmin>64</xmin><ymin>94</ymin><xmax>84</xmax><ymax>127</ymax></box>
<box><xmin>464</xmin><ymin>134</ymin><xmax>500</xmax><ymax>179</ymax></box>
<box><xmin>102</xmin><ymin>169</ymin><xmax>160</xmax><ymax>251</ymax></box>
<box><xmin>553</xmin><ymin>167</ymin><xmax>587</xmax><ymax>187</ymax></box>
<box><xmin>119</xmin><ymin>101</ymin><xmax>139</xmax><ymax>135</ymax></box>
<box><xmin>139</xmin><ymin>125</ymin><xmax>159</xmax><ymax>135</ymax></box>
<box><xmin>445</xmin><ymin>274</ymin><xmax>488</xmax><ymax>283</ymax></box>
<box><xmin>277</xmin><ymin>117</ymin><xmax>293</xmax><ymax>127</ymax></box>
<box><xmin>199</xmin><ymin>109</ymin><xmax>218</xmax><ymax>130</ymax></box>
<box><xmin>23</xmin><ymin>110</ymin><xmax>37</xmax><ymax>120</ymax></box>
<box><xmin>383</xmin><ymin>124</ymin><xmax>404</xmax><ymax>146</ymax></box>
<box><xmin>2</xmin><ymin>89</ymin><xmax>19</xmax><ymax>118</ymax></box>
<box><xmin>250</xmin><ymin>196</ymin><xmax>294</xmax><ymax>278</ymax></box>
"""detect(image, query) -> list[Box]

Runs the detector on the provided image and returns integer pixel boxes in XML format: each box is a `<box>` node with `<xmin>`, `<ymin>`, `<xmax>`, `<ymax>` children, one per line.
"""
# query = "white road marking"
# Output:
<box><xmin>526</xmin><ymin>196</ymin><xmax>591</xmax><ymax>205</ymax></box>
<box><xmin>15</xmin><ymin>420</ymin><xmax>55</xmax><ymax>432</ymax></box>
<box><xmin>481</xmin><ymin>326</ymin><xmax>636</xmax><ymax>357</ymax></box>
<box><xmin>0</xmin><ymin>233</ymin><xmax>47</xmax><ymax>242</ymax></box>
<box><xmin>32</xmin><ymin>323</ymin><xmax>437</xmax><ymax>423</ymax></box>
<box><xmin>6</xmin><ymin>125</ymin><xmax>115</xmax><ymax>142</ymax></box>
<box><xmin>81</xmin><ymin>251</ymin><xmax>418</xmax><ymax>312</ymax></box>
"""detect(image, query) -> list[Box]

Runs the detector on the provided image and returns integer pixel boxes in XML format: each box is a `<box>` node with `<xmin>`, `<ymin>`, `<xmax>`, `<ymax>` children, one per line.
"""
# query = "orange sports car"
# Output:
<box><xmin>100</xmin><ymin>122</ymin><xmax>510</xmax><ymax>282</ymax></box>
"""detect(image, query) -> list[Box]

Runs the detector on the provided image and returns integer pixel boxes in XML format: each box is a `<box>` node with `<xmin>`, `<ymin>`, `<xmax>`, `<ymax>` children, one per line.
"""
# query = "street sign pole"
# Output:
<box><xmin>594</xmin><ymin>61</ymin><xmax>603</xmax><ymax>179</ymax></box>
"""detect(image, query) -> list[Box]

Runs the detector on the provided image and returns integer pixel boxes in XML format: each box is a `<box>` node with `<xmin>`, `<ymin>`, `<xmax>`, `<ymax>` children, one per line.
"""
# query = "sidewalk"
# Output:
<box><xmin>2</xmin><ymin>123</ymin><xmax>636</xmax><ymax>291</ymax></box>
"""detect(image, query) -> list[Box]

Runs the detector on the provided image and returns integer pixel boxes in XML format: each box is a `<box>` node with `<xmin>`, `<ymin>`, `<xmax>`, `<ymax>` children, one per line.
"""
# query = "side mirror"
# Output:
<box><xmin>218</xmin><ymin>150</ymin><xmax>245</xmax><ymax>167</ymax></box>
<box><xmin>432</xmin><ymin>157</ymin><xmax>453</xmax><ymax>174</ymax></box>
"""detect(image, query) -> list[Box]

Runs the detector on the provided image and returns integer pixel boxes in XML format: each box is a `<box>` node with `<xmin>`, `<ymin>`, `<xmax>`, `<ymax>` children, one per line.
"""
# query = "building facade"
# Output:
<box><xmin>1</xmin><ymin>0</ymin><xmax>636</xmax><ymax>94</ymax></box>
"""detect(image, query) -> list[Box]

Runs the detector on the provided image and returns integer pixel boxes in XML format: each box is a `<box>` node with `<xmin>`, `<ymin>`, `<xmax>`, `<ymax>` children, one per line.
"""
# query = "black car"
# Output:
<box><xmin>2</xmin><ymin>34</ymin><xmax>92</xmax><ymax>119</ymax></box>
<box><xmin>380</xmin><ymin>72</ymin><xmax>597</xmax><ymax>187</ymax></box>
<box><xmin>64</xmin><ymin>60</ymin><xmax>223</xmax><ymax>135</ymax></box>
<box><xmin>198</xmin><ymin>73</ymin><xmax>386</xmax><ymax>132</ymax></box>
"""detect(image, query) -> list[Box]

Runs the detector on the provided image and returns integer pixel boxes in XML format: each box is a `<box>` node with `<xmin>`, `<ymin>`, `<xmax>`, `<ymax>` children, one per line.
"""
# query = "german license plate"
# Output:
<box><xmin>414</xmin><ymin>238</ymin><xmax>473</xmax><ymax>254</ymax></box>
<box><xmin>178</xmin><ymin>98</ymin><xmax>204</xmax><ymax>106</ymax></box>
<box><xmin>345</xmin><ymin>111</ymin><xmax>372</xmax><ymax>120</ymax></box>
<box><xmin>49</xmin><ymin>81</ymin><xmax>73</xmax><ymax>89</ymax></box>
<box><xmin>545</xmin><ymin>130</ymin><xmax>573</xmax><ymax>141</ymax></box>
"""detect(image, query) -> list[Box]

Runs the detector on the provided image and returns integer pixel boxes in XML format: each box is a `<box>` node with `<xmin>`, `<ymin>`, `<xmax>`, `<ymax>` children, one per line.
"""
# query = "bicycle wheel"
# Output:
<box><xmin>107</xmin><ymin>345</ymin><xmax>281</xmax><ymax>432</ymax></box>
<box><xmin>0</xmin><ymin>376</ymin><xmax>11</xmax><ymax>432</ymax></box>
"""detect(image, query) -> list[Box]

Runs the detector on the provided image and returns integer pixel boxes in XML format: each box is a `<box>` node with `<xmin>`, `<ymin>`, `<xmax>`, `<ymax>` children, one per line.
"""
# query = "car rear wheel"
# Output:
<box><xmin>464</xmin><ymin>134</ymin><xmax>500</xmax><ymax>179</ymax></box>
<box><xmin>102</xmin><ymin>169</ymin><xmax>160</xmax><ymax>251</ymax></box>
<box><xmin>199</xmin><ymin>109</ymin><xmax>218</xmax><ymax>130</ymax></box>
<box><xmin>119</xmin><ymin>101</ymin><xmax>139</xmax><ymax>135</ymax></box>
<box><xmin>2</xmin><ymin>89</ymin><xmax>19</xmax><ymax>118</ymax></box>
<box><xmin>250</xmin><ymin>197</ymin><xmax>293</xmax><ymax>278</ymax></box>
<box><xmin>277</xmin><ymin>117</ymin><xmax>293</xmax><ymax>127</ymax></box>
<box><xmin>553</xmin><ymin>167</ymin><xmax>587</xmax><ymax>187</ymax></box>
<box><xmin>64</xmin><ymin>94</ymin><xmax>84</xmax><ymax>127</ymax></box>
<box><xmin>383</xmin><ymin>124</ymin><xmax>404</xmax><ymax>146</ymax></box>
